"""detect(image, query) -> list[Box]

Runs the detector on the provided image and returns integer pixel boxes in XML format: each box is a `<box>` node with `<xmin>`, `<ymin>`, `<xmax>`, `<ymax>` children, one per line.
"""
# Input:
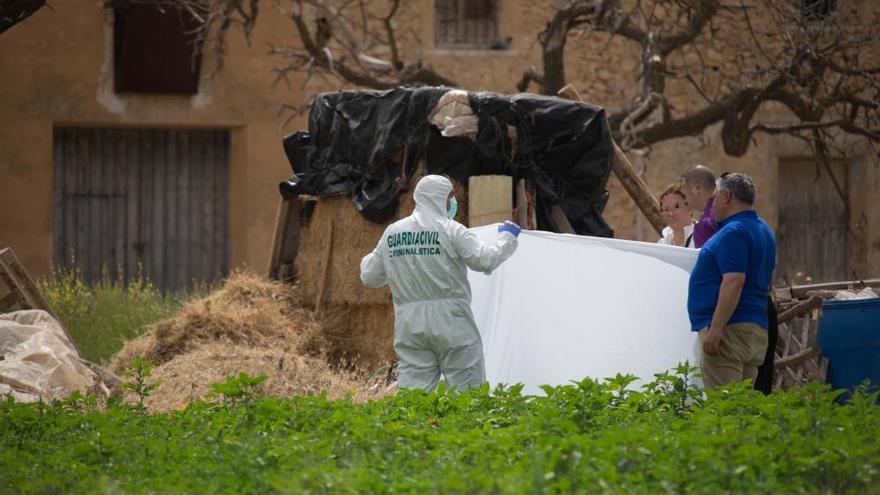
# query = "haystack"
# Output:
<box><xmin>293</xmin><ymin>175</ymin><xmax>469</xmax><ymax>369</ymax></box>
<box><xmin>111</xmin><ymin>272</ymin><xmax>393</xmax><ymax>412</ymax></box>
<box><xmin>112</xmin><ymin>272</ymin><xmax>308</xmax><ymax>367</ymax></box>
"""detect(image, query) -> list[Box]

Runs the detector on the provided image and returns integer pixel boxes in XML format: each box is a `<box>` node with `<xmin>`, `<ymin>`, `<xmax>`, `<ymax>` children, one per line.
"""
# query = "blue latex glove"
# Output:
<box><xmin>498</xmin><ymin>220</ymin><xmax>521</xmax><ymax>238</ymax></box>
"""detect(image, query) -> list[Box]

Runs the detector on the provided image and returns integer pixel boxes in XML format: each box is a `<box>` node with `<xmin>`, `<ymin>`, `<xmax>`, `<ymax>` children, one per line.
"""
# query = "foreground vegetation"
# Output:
<box><xmin>2</xmin><ymin>365</ymin><xmax>879</xmax><ymax>494</ymax></box>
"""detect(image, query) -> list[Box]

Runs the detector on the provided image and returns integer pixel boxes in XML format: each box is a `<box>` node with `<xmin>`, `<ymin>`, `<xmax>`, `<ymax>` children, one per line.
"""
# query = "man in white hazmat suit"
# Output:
<box><xmin>360</xmin><ymin>175</ymin><xmax>521</xmax><ymax>390</ymax></box>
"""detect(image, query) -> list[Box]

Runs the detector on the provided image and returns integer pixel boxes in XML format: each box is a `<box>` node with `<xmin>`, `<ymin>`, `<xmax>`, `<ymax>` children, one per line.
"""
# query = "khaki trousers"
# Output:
<box><xmin>698</xmin><ymin>322</ymin><xmax>768</xmax><ymax>389</ymax></box>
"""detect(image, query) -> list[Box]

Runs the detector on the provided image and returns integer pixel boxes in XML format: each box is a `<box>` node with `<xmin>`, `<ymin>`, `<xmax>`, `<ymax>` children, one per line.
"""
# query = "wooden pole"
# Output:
<box><xmin>777</xmin><ymin>295</ymin><xmax>824</xmax><ymax>325</ymax></box>
<box><xmin>556</xmin><ymin>84</ymin><xmax>665</xmax><ymax>236</ymax></box>
<box><xmin>527</xmin><ymin>181</ymin><xmax>537</xmax><ymax>230</ymax></box>
<box><xmin>267</xmin><ymin>197</ymin><xmax>308</xmax><ymax>281</ymax></box>
<box><xmin>516</xmin><ymin>179</ymin><xmax>529</xmax><ymax>228</ymax></box>
<box><xmin>267</xmin><ymin>199</ymin><xmax>292</xmax><ymax>279</ymax></box>
<box><xmin>789</xmin><ymin>278</ymin><xmax>880</xmax><ymax>300</ymax></box>
<box><xmin>610</xmin><ymin>142</ymin><xmax>665</xmax><ymax>236</ymax></box>
<box><xmin>774</xmin><ymin>347</ymin><xmax>821</xmax><ymax>370</ymax></box>
<box><xmin>549</xmin><ymin>205</ymin><xmax>576</xmax><ymax>234</ymax></box>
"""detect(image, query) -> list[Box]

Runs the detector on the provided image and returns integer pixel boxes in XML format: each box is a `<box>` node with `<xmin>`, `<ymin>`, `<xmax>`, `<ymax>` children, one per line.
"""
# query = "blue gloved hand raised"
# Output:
<box><xmin>498</xmin><ymin>220</ymin><xmax>522</xmax><ymax>238</ymax></box>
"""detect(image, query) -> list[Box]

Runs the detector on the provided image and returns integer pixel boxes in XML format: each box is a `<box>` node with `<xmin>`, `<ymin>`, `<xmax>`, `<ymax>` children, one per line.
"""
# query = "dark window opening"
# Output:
<box><xmin>113</xmin><ymin>1</ymin><xmax>203</xmax><ymax>94</ymax></box>
<box><xmin>801</xmin><ymin>0</ymin><xmax>838</xmax><ymax>22</ymax></box>
<box><xmin>435</xmin><ymin>0</ymin><xmax>498</xmax><ymax>49</ymax></box>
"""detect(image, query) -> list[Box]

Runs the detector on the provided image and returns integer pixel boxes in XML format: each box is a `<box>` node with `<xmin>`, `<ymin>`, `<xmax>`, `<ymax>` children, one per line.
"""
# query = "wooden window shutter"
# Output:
<box><xmin>113</xmin><ymin>2</ymin><xmax>203</xmax><ymax>94</ymax></box>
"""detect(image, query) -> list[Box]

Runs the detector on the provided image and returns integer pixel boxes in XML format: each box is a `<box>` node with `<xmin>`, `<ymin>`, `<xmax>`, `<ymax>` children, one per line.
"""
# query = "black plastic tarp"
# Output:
<box><xmin>281</xmin><ymin>87</ymin><xmax>614</xmax><ymax>237</ymax></box>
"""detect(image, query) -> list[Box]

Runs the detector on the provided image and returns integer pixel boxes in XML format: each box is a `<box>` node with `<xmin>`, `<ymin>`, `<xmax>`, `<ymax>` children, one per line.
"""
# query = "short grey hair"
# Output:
<box><xmin>717</xmin><ymin>172</ymin><xmax>757</xmax><ymax>205</ymax></box>
<box><xmin>681</xmin><ymin>165</ymin><xmax>717</xmax><ymax>190</ymax></box>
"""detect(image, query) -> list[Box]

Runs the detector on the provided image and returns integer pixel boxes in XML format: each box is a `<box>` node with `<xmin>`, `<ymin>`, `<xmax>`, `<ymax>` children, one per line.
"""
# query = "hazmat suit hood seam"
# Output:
<box><xmin>413</xmin><ymin>175</ymin><xmax>452</xmax><ymax>220</ymax></box>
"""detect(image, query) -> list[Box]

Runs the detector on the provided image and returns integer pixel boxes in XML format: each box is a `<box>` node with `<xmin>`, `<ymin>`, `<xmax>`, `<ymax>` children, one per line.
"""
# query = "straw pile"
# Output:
<box><xmin>294</xmin><ymin>175</ymin><xmax>468</xmax><ymax>369</ymax></box>
<box><xmin>111</xmin><ymin>272</ymin><xmax>393</xmax><ymax>412</ymax></box>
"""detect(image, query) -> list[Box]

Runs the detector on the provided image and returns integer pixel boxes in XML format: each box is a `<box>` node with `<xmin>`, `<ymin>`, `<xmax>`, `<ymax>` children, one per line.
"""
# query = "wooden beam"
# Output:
<box><xmin>516</xmin><ymin>179</ymin><xmax>529</xmax><ymax>228</ymax></box>
<box><xmin>555</xmin><ymin>84</ymin><xmax>584</xmax><ymax>105</ymax></box>
<box><xmin>0</xmin><ymin>249</ymin><xmax>53</xmax><ymax>316</ymax></box>
<box><xmin>549</xmin><ymin>205</ymin><xmax>575</xmax><ymax>234</ymax></box>
<box><xmin>0</xmin><ymin>290</ymin><xmax>21</xmax><ymax>312</ymax></box>
<box><xmin>556</xmin><ymin>84</ymin><xmax>665</xmax><ymax>236</ymax></box>
<box><xmin>775</xmin><ymin>347</ymin><xmax>821</xmax><ymax>370</ymax></box>
<box><xmin>778</xmin><ymin>295</ymin><xmax>824</xmax><ymax>325</ymax></box>
<box><xmin>789</xmin><ymin>279</ymin><xmax>880</xmax><ymax>299</ymax></box>
<box><xmin>268</xmin><ymin>199</ymin><xmax>292</xmax><ymax>279</ymax></box>
<box><xmin>773</xmin><ymin>286</ymin><xmax>794</xmax><ymax>303</ymax></box>
<box><xmin>267</xmin><ymin>198</ymin><xmax>306</xmax><ymax>281</ymax></box>
<box><xmin>611</xmin><ymin>142</ymin><xmax>666</xmax><ymax>236</ymax></box>
<box><xmin>527</xmin><ymin>181</ymin><xmax>537</xmax><ymax>230</ymax></box>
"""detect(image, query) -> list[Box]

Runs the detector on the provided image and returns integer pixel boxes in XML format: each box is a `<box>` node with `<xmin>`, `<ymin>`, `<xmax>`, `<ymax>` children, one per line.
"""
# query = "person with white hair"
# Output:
<box><xmin>360</xmin><ymin>175</ymin><xmax>521</xmax><ymax>391</ymax></box>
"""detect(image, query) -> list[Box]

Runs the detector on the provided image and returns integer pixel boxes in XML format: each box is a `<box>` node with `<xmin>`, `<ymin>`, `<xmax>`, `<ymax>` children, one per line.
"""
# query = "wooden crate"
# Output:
<box><xmin>0</xmin><ymin>247</ymin><xmax>81</xmax><ymax>356</ymax></box>
<box><xmin>773</xmin><ymin>297</ymin><xmax>828</xmax><ymax>390</ymax></box>
<box><xmin>1</xmin><ymin>248</ymin><xmax>58</xmax><ymax>316</ymax></box>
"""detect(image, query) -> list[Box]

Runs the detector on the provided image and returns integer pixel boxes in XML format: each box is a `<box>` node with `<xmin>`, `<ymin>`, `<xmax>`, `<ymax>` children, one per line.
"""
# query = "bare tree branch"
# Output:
<box><xmin>516</xmin><ymin>66</ymin><xmax>544</xmax><ymax>93</ymax></box>
<box><xmin>537</xmin><ymin>0</ymin><xmax>642</xmax><ymax>95</ymax></box>
<box><xmin>276</xmin><ymin>0</ymin><xmax>457</xmax><ymax>89</ymax></box>
<box><xmin>169</xmin><ymin>0</ymin><xmax>879</xmax><ymax>161</ymax></box>
<box><xmin>383</xmin><ymin>0</ymin><xmax>402</xmax><ymax>70</ymax></box>
<box><xmin>750</xmin><ymin>120</ymin><xmax>848</xmax><ymax>135</ymax></box>
<box><xmin>655</xmin><ymin>0</ymin><xmax>720</xmax><ymax>55</ymax></box>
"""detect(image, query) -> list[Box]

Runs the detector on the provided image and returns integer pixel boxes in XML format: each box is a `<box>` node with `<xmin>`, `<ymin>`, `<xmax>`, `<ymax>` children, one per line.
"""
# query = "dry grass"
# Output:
<box><xmin>110</xmin><ymin>271</ymin><xmax>395</xmax><ymax>412</ymax></box>
<box><xmin>111</xmin><ymin>271</ymin><xmax>309</xmax><ymax>368</ymax></box>
<box><xmin>139</xmin><ymin>342</ymin><xmax>393</xmax><ymax>412</ymax></box>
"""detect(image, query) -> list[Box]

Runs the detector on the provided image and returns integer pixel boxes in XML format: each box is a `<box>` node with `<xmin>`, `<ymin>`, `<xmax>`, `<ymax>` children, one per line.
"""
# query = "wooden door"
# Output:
<box><xmin>53</xmin><ymin>127</ymin><xmax>229</xmax><ymax>291</ymax></box>
<box><xmin>776</xmin><ymin>159</ymin><xmax>848</xmax><ymax>285</ymax></box>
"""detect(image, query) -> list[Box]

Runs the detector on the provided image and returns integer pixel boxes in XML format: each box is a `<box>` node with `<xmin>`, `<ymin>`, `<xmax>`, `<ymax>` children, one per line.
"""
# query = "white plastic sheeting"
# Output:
<box><xmin>468</xmin><ymin>227</ymin><xmax>700</xmax><ymax>393</ymax></box>
<box><xmin>428</xmin><ymin>89</ymin><xmax>479</xmax><ymax>138</ymax></box>
<box><xmin>0</xmin><ymin>310</ymin><xmax>95</xmax><ymax>401</ymax></box>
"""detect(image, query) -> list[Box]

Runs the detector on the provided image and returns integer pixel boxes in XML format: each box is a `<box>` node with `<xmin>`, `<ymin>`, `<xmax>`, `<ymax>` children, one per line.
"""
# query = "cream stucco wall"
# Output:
<box><xmin>0</xmin><ymin>1</ymin><xmax>307</xmax><ymax>277</ymax></box>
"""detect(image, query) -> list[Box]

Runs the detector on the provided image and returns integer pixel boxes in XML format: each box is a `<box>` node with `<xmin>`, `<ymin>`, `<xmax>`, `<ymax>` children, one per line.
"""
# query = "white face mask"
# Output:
<box><xmin>447</xmin><ymin>196</ymin><xmax>458</xmax><ymax>219</ymax></box>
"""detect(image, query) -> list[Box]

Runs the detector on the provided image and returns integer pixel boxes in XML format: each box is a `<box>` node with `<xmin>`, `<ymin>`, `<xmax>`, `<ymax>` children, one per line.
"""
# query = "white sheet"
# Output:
<box><xmin>468</xmin><ymin>226</ymin><xmax>700</xmax><ymax>393</ymax></box>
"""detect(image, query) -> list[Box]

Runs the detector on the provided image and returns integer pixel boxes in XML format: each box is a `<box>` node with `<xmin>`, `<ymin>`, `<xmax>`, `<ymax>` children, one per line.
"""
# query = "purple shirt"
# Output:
<box><xmin>693</xmin><ymin>197</ymin><xmax>717</xmax><ymax>248</ymax></box>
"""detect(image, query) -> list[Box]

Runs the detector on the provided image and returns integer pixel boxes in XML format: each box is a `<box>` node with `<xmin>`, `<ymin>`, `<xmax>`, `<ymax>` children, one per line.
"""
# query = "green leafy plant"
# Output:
<box><xmin>58</xmin><ymin>391</ymin><xmax>98</xmax><ymax>414</ymax></box>
<box><xmin>643</xmin><ymin>361</ymin><xmax>704</xmax><ymax>417</ymax></box>
<box><xmin>208</xmin><ymin>372</ymin><xmax>268</xmax><ymax>408</ymax></box>
<box><xmin>120</xmin><ymin>356</ymin><xmax>162</xmax><ymax>410</ymax></box>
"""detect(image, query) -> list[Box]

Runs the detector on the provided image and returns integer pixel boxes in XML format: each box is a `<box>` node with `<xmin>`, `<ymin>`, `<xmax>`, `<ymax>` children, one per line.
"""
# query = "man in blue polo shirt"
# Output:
<box><xmin>688</xmin><ymin>173</ymin><xmax>776</xmax><ymax>389</ymax></box>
